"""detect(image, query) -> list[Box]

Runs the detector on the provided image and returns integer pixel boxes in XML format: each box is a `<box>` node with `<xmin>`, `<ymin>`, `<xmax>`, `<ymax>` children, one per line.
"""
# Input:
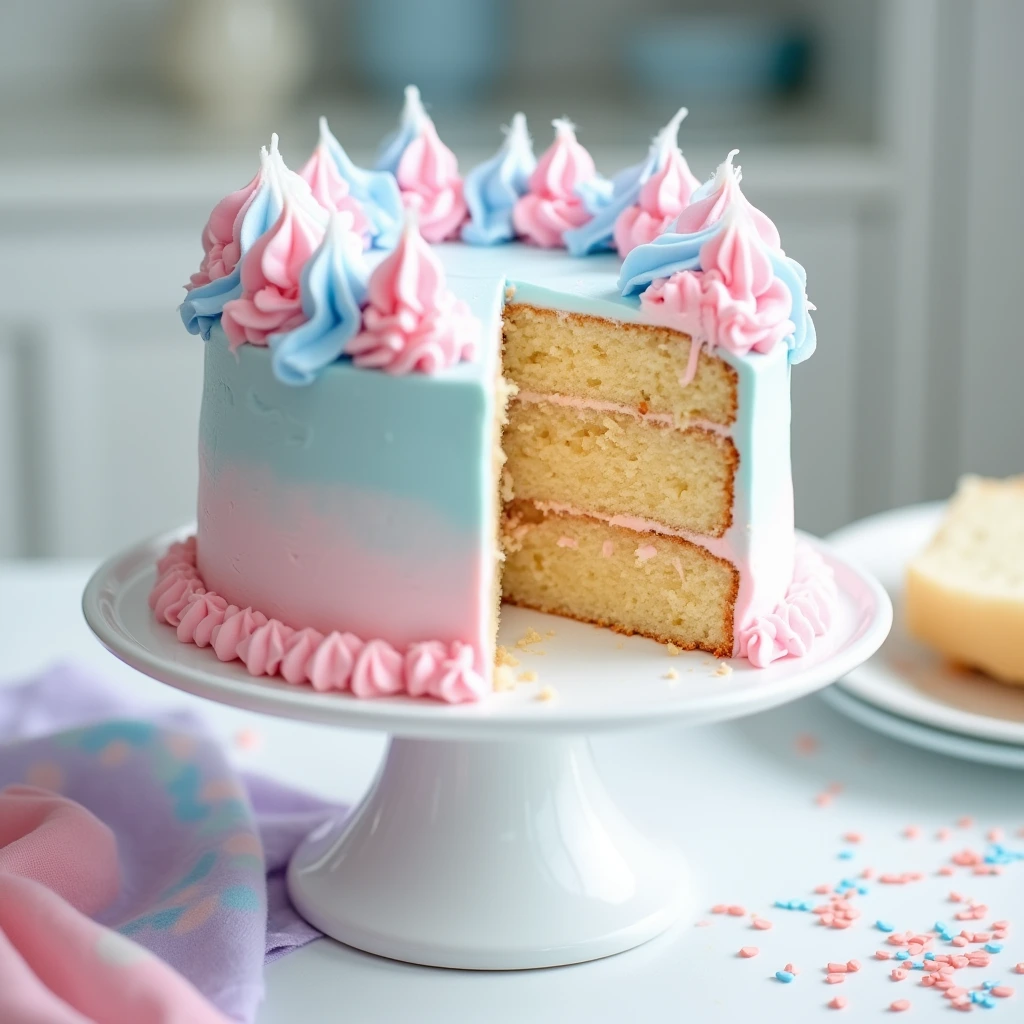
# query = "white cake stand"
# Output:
<box><xmin>83</xmin><ymin>527</ymin><xmax>891</xmax><ymax>971</ymax></box>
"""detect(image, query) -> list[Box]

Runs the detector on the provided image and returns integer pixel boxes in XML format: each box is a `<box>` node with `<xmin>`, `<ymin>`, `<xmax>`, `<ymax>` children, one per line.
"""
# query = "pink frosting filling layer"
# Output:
<box><xmin>150</xmin><ymin>537</ymin><xmax>486</xmax><ymax>704</ymax></box>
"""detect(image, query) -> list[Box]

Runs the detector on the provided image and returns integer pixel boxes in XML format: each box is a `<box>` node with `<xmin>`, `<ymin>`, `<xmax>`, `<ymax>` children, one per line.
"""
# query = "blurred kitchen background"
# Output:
<box><xmin>0</xmin><ymin>0</ymin><xmax>1020</xmax><ymax>558</ymax></box>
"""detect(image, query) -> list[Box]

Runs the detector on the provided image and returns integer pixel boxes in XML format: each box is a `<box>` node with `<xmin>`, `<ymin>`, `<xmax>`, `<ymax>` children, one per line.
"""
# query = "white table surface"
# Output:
<box><xmin>4</xmin><ymin>560</ymin><xmax>1023</xmax><ymax>1023</ymax></box>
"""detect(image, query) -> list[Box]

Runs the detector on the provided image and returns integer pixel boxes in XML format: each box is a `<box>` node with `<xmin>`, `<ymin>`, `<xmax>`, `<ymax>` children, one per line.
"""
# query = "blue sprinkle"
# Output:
<box><xmin>857</xmin><ymin>885</ymin><xmax>869</xmax><ymax>895</ymax></box>
<box><xmin>981</xmin><ymin>996</ymin><xmax>996</xmax><ymax>1009</ymax></box>
<box><xmin>939</xmin><ymin>931</ymin><xmax>954</xmax><ymax>942</ymax></box>
<box><xmin>895</xmin><ymin>950</ymin><xmax>909</xmax><ymax>961</ymax></box>
<box><xmin>985</xmin><ymin>943</ymin><xmax>1004</xmax><ymax>954</ymax></box>
<box><xmin>911</xmin><ymin>961</ymin><xmax>924</xmax><ymax>970</ymax></box>
<box><xmin>935</xmin><ymin>922</ymin><xmax>950</xmax><ymax>933</ymax></box>
<box><xmin>838</xmin><ymin>850</ymin><xmax>854</xmax><ymax>860</ymax></box>
<box><xmin>876</xmin><ymin>920</ymin><xmax>895</xmax><ymax>932</ymax></box>
<box><xmin>982</xmin><ymin>981</ymin><xmax>999</xmax><ymax>990</ymax></box>
<box><xmin>776</xmin><ymin>970</ymin><xmax>795</xmax><ymax>984</ymax></box>
<box><xmin>925</xmin><ymin>952</ymin><xmax>936</xmax><ymax>961</ymax></box>
<box><xmin>797</xmin><ymin>901</ymin><xmax>813</xmax><ymax>912</ymax></box>
<box><xmin>971</xmin><ymin>991</ymin><xmax>984</xmax><ymax>1004</ymax></box>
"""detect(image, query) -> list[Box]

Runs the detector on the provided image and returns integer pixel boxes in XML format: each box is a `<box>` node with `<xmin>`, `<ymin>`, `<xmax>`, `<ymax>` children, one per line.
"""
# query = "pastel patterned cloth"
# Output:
<box><xmin>0</xmin><ymin>664</ymin><xmax>342</xmax><ymax>1023</ymax></box>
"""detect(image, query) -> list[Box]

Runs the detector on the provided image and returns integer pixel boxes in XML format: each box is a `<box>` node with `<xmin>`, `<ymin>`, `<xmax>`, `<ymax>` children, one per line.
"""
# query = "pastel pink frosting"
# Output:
<box><xmin>614</xmin><ymin>149</ymin><xmax>701</xmax><ymax>257</ymax></box>
<box><xmin>513</xmin><ymin>120</ymin><xmax>596</xmax><ymax>248</ymax></box>
<box><xmin>392</xmin><ymin>86</ymin><xmax>468</xmax><ymax>243</ymax></box>
<box><xmin>639</xmin><ymin>205</ymin><xmax>795</xmax><ymax>382</ymax></box>
<box><xmin>150</xmin><ymin>537</ymin><xmax>487</xmax><ymax>704</ymax></box>
<box><xmin>672</xmin><ymin>149</ymin><xmax>781</xmax><ymax>250</ymax></box>
<box><xmin>298</xmin><ymin>138</ymin><xmax>372</xmax><ymax>247</ymax></box>
<box><xmin>738</xmin><ymin>545</ymin><xmax>838</xmax><ymax>668</ymax></box>
<box><xmin>189</xmin><ymin>170</ymin><xmax>260</xmax><ymax>289</ymax></box>
<box><xmin>345</xmin><ymin>215</ymin><xmax>478</xmax><ymax>374</ymax></box>
<box><xmin>221</xmin><ymin>193</ymin><xmax>327</xmax><ymax>350</ymax></box>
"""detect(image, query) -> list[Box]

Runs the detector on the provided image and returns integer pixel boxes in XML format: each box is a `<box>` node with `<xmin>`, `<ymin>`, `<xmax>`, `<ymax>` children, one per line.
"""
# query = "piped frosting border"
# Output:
<box><xmin>149</xmin><ymin>537</ymin><xmax>486</xmax><ymax>704</ymax></box>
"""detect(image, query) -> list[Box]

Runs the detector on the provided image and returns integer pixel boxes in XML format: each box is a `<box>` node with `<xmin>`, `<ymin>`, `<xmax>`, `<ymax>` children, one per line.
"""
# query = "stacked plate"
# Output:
<box><xmin>825</xmin><ymin>503</ymin><xmax>1024</xmax><ymax>769</ymax></box>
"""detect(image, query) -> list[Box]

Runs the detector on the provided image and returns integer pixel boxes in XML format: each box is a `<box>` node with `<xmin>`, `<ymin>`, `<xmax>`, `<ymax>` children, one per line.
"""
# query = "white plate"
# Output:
<box><xmin>82</xmin><ymin>526</ymin><xmax>892</xmax><ymax>742</ymax></box>
<box><xmin>820</xmin><ymin>685</ymin><xmax>1024</xmax><ymax>770</ymax></box>
<box><xmin>827</xmin><ymin>502</ymin><xmax>1024</xmax><ymax>747</ymax></box>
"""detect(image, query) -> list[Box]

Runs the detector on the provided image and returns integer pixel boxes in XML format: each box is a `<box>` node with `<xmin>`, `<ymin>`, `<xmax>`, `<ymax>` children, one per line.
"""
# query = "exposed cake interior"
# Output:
<box><xmin>498</xmin><ymin>303</ymin><xmax>741</xmax><ymax>655</ymax></box>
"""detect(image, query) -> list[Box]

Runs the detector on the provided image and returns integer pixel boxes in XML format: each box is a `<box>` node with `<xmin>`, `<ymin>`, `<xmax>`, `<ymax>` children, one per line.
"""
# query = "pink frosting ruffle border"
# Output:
<box><xmin>149</xmin><ymin>537</ymin><xmax>486</xmax><ymax>704</ymax></box>
<box><xmin>737</xmin><ymin>544</ymin><xmax>838</xmax><ymax>668</ymax></box>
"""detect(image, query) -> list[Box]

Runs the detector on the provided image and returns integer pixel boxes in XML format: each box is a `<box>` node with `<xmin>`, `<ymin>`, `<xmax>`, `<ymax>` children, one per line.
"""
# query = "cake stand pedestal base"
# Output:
<box><xmin>287</xmin><ymin>736</ymin><xmax>689</xmax><ymax>970</ymax></box>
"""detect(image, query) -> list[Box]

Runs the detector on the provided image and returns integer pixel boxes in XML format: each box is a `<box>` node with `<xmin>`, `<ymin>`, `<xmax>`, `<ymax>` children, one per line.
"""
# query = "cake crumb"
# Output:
<box><xmin>536</xmin><ymin>685</ymin><xmax>557</xmax><ymax>702</ymax></box>
<box><xmin>518</xmin><ymin>670</ymin><xmax>538</xmax><ymax>683</ymax></box>
<box><xmin>666</xmin><ymin>643</ymin><xmax>681</xmax><ymax>657</ymax></box>
<box><xmin>663</xmin><ymin>669</ymin><xmax>679</xmax><ymax>683</ymax></box>
<box><xmin>714</xmin><ymin>661</ymin><xmax>733</xmax><ymax>677</ymax></box>
<box><xmin>546</xmin><ymin>629</ymin><xmax>556</xmax><ymax>637</ymax></box>
<box><xmin>615</xmin><ymin>640</ymin><xmax>625</xmax><ymax>649</ymax></box>
<box><xmin>495</xmin><ymin>645</ymin><xmax>520</xmax><ymax>668</ymax></box>
<box><xmin>516</xmin><ymin>628</ymin><xmax>545</xmax><ymax>650</ymax></box>
<box><xmin>494</xmin><ymin>665</ymin><xmax>516</xmax><ymax>691</ymax></box>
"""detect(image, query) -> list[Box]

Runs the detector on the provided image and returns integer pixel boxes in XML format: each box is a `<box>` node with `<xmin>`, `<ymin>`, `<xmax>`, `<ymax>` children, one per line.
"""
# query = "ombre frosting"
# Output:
<box><xmin>619</xmin><ymin>150</ymin><xmax>816</xmax><ymax>368</ymax></box>
<box><xmin>318</xmin><ymin>117</ymin><xmax>404</xmax><ymax>250</ymax></box>
<box><xmin>346</xmin><ymin>214</ymin><xmax>478</xmax><ymax>374</ymax></box>
<box><xmin>564</xmin><ymin>107</ymin><xmax>699</xmax><ymax>257</ymax></box>
<box><xmin>377</xmin><ymin>85</ymin><xmax>467</xmax><ymax>243</ymax></box>
<box><xmin>461</xmin><ymin>112</ymin><xmax>536</xmax><ymax>245</ymax></box>
<box><xmin>513</xmin><ymin>119</ymin><xmax>597</xmax><ymax>248</ymax></box>
<box><xmin>269</xmin><ymin>212</ymin><xmax>369</xmax><ymax>386</ymax></box>
<box><xmin>150</xmin><ymin>537</ymin><xmax>486</xmax><ymax>703</ymax></box>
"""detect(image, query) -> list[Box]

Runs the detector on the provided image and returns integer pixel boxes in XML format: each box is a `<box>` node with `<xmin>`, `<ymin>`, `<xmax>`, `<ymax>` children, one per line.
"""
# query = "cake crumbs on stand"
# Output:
<box><xmin>517</xmin><ymin>670</ymin><xmax>538</xmax><ymax>684</ymax></box>
<box><xmin>713</xmin><ymin>661</ymin><xmax>732</xmax><ymax>677</ymax></box>
<box><xmin>515</xmin><ymin>628</ymin><xmax>545</xmax><ymax>650</ymax></box>
<box><xmin>536</xmin><ymin>685</ymin><xmax>557</xmax><ymax>702</ymax></box>
<box><xmin>495</xmin><ymin>645</ymin><xmax>520</xmax><ymax>668</ymax></box>
<box><xmin>666</xmin><ymin>643</ymin><xmax>681</xmax><ymax>657</ymax></box>
<box><xmin>663</xmin><ymin>668</ymin><xmax>679</xmax><ymax>682</ymax></box>
<box><xmin>494</xmin><ymin>665</ymin><xmax>516</xmax><ymax>691</ymax></box>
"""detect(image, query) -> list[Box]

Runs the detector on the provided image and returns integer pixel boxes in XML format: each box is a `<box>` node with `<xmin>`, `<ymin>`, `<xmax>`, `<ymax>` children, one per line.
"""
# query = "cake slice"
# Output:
<box><xmin>906</xmin><ymin>475</ymin><xmax>1024</xmax><ymax>685</ymax></box>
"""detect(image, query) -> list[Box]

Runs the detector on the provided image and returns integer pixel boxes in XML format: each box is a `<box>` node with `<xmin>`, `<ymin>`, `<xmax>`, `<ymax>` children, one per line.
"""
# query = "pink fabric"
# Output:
<box><xmin>639</xmin><ymin>207</ymin><xmax>794</xmax><ymax>375</ymax></box>
<box><xmin>0</xmin><ymin>785</ymin><xmax>230</xmax><ymax>1024</ymax></box>
<box><xmin>512</xmin><ymin>120</ymin><xmax>595</xmax><ymax>248</ymax></box>
<box><xmin>221</xmin><ymin>197</ymin><xmax>326</xmax><ymax>350</ymax></box>
<box><xmin>346</xmin><ymin>216</ymin><xmax>478</xmax><ymax>374</ymax></box>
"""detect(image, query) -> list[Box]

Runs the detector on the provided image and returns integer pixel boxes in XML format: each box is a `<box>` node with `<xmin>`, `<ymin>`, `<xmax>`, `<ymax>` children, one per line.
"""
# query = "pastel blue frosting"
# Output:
<box><xmin>269</xmin><ymin>214</ymin><xmax>369</xmax><ymax>386</ymax></box>
<box><xmin>565</xmin><ymin>107</ymin><xmax>689</xmax><ymax>258</ymax></box>
<box><xmin>617</xmin><ymin>190</ymin><xmax>816</xmax><ymax>365</ymax></box>
<box><xmin>320</xmin><ymin>118</ymin><xmax>403</xmax><ymax>251</ymax></box>
<box><xmin>461</xmin><ymin>113</ymin><xmax>536</xmax><ymax>246</ymax></box>
<box><xmin>180</xmin><ymin>152</ymin><xmax>282</xmax><ymax>341</ymax></box>
<box><xmin>375</xmin><ymin>84</ymin><xmax>427</xmax><ymax>176</ymax></box>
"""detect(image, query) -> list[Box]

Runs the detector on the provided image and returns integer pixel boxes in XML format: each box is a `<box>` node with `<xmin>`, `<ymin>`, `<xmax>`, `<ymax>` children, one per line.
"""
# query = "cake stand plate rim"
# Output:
<box><xmin>82</xmin><ymin>525</ymin><xmax>892</xmax><ymax>740</ymax></box>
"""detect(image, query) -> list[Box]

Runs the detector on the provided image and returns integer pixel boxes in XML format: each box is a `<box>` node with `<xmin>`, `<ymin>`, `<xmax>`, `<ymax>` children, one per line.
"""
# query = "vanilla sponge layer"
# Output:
<box><xmin>502</xmin><ymin>304</ymin><xmax>738</xmax><ymax>427</ymax></box>
<box><xmin>505</xmin><ymin>400</ymin><xmax>737</xmax><ymax>537</ymax></box>
<box><xmin>503</xmin><ymin>503</ymin><xmax>737</xmax><ymax>655</ymax></box>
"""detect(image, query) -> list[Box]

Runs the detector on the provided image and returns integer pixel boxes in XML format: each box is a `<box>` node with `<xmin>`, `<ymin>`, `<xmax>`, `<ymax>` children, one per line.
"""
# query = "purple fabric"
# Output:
<box><xmin>0</xmin><ymin>663</ymin><xmax>345</xmax><ymax>1023</ymax></box>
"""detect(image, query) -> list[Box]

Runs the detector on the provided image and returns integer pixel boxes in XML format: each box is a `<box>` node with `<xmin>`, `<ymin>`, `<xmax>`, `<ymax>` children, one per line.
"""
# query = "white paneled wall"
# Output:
<box><xmin>0</xmin><ymin>334</ymin><xmax>22</xmax><ymax>553</ymax></box>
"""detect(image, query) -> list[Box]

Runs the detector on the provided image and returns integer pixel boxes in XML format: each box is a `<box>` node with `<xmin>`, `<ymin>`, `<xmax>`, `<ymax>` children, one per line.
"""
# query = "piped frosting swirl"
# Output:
<box><xmin>377</xmin><ymin>85</ymin><xmax>468</xmax><ymax>243</ymax></box>
<box><xmin>512</xmin><ymin>119</ymin><xmax>597</xmax><ymax>248</ymax></box>
<box><xmin>461</xmin><ymin>113</ymin><xmax>537</xmax><ymax>245</ymax></box>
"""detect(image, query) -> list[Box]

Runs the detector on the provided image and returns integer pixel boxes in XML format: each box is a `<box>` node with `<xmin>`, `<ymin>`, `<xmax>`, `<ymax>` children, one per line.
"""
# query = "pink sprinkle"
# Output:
<box><xmin>847</xmin><ymin>960</ymin><xmax>861</xmax><ymax>973</ymax></box>
<box><xmin>994</xmin><ymin>929</ymin><xmax>1008</xmax><ymax>939</ymax></box>
<box><xmin>712</xmin><ymin>904</ymin><xmax>728</xmax><ymax>914</ymax></box>
<box><xmin>903</xmin><ymin>826</ymin><xmax>921</xmax><ymax>839</ymax></box>
<box><xmin>991</xmin><ymin>986</ymin><xmax>1014</xmax><ymax>998</ymax></box>
<box><xmin>952</xmin><ymin>936</ymin><xmax>969</xmax><ymax>947</ymax></box>
<box><xmin>921</xmin><ymin>975</ymin><xmax>936</xmax><ymax>988</ymax></box>
<box><xmin>876</xmin><ymin>951</ymin><xmax>892</xmax><ymax>960</ymax></box>
<box><xmin>860</xmin><ymin>867</ymin><xmax>874</xmax><ymax>880</ymax></box>
<box><xmin>946</xmin><ymin>987</ymin><xmax>968</xmax><ymax>1000</ymax></box>
<box><xmin>937</xmin><ymin>828</ymin><xmax>951</xmax><ymax>840</ymax></box>
<box><xmin>952</xmin><ymin>955</ymin><xmax>969</xmax><ymax>968</ymax></box>
<box><xmin>786</xmin><ymin>963</ymin><xmax>798</xmax><ymax>975</ymax></box>
<box><xmin>987</xmin><ymin>827</ymin><xmax>1004</xmax><ymax>842</ymax></box>
<box><xmin>949</xmin><ymin>892</ymin><xmax>964</xmax><ymax>903</ymax></box>
<box><xmin>819</xmin><ymin>914</ymin><xmax>835</xmax><ymax>926</ymax></box>
<box><xmin>833</xmin><ymin>919</ymin><xmax>853</xmax><ymax>929</ymax></box>
<box><xmin>952</xmin><ymin>848</ymin><xmax>984</xmax><ymax>866</ymax></box>
<box><xmin>844</xmin><ymin>832</ymin><xmax>863</xmax><ymax>843</ymax></box>
<box><xmin>815</xmin><ymin>793</ymin><xmax>834</xmax><ymax>807</ymax></box>
<box><xmin>795</xmin><ymin>733</ymin><xmax>820</xmax><ymax>755</ymax></box>
<box><xmin>727</xmin><ymin>905</ymin><xmax>746</xmax><ymax>916</ymax></box>
<box><xmin>973</xmin><ymin>931</ymin><xmax>992</xmax><ymax>942</ymax></box>
<box><xmin>993</xmin><ymin>920</ymin><xmax>1009</xmax><ymax>929</ymax></box>
<box><xmin>1016</xmin><ymin>964</ymin><xmax>1024</xmax><ymax>975</ymax></box>
<box><xmin>739</xmin><ymin>946</ymin><xmax>759</xmax><ymax>958</ymax></box>
<box><xmin>923</xmin><ymin>962</ymin><xmax>940</xmax><ymax>972</ymax></box>
<box><xmin>935</xmin><ymin>979</ymin><xmax>955</xmax><ymax>991</ymax></box>
<box><xmin>937</xmin><ymin>866</ymin><xmax>955</xmax><ymax>876</ymax></box>
<box><xmin>814</xmin><ymin>884</ymin><xmax>831</xmax><ymax>895</ymax></box>
<box><xmin>957</xmin><ymin>817</ymin><xmax>974</xmax><ymax>828</ymax></box>
<box><xmin>908</xmin><ymin>944</ymin><xmax>923</xmax><ymax>956</ymax></box>
<box><xmin>751</xmin><ymin>918</ymin><xmax>773</xmax><ymax>931</ymax></box>
<box><xmin>828</xmin><ymin>963</ymin><xmax>849</xmax><ymax>974</ymax></box>
<box><xmin>828</xmin><ymin>996</ymin><xmax>848</xmax><ymax>1010</ymax></box>
<box><xmin>955</xmin><ymin>912</ymin><xmax>974</xmax><ymax>922</ymax></box>
<box><xmin>890</xmin><ymin>999</ymin><xmax>911</xmax><ymax>1011</ymax></box>
<box><xmin>826</xmin><ymin>974</ymin><xmax>846</xmax><ymax>984</ymax></box>
<box><xmin>891</xmin><ymin>969</ymin><xmax>908</xmax><ymax>981</ymax></box>
<box><xmin>888</xmin><ymin>935</ymin><xmax>908</xmax><ymax>947</ymax></box>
